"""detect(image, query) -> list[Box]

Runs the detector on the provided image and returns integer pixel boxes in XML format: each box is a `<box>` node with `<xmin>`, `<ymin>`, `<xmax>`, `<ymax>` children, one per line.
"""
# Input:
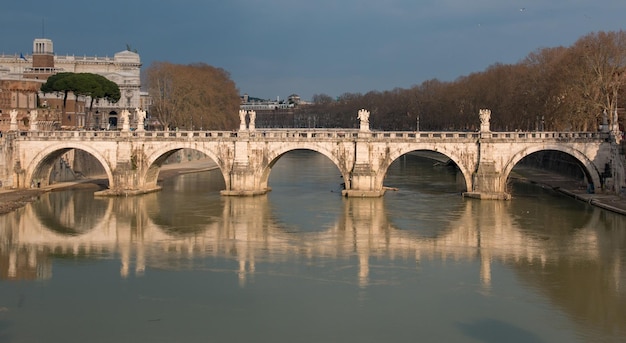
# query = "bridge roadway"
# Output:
<box><xmin>0</xmin><ymin>128</ymin><xmax>616</xmax><ymax>199</ymax></box>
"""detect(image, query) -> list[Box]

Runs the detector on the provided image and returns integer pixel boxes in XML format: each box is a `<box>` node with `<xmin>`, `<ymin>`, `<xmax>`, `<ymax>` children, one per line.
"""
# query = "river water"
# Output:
<box><xmin>1</xmin><ymin>150</ymin><xmax>625</xmax><ymax>343</ymax></box>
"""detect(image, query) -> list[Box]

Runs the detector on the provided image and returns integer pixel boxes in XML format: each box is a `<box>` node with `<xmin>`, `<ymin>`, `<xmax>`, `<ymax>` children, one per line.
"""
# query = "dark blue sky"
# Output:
<box><xmin>1</xmin><ymin>0</ymin><xmax>625</xmax><ymax>101</ymax></box>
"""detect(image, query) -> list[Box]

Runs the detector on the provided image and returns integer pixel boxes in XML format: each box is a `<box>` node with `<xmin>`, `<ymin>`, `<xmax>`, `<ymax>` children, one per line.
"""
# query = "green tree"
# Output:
<box><xmin>81</xmin><ymin>73</ymin><xmax>121</xmax><ymax>112</ymax></box>
<box><xmin>40</xmin><ymin>72</ymin><xmax>120</xmax><ymax>125</ymax></box>
<box><xmin>40</xmin><ymin>72</ymin><xmax>77</xmax><ymax>116</ymax></box>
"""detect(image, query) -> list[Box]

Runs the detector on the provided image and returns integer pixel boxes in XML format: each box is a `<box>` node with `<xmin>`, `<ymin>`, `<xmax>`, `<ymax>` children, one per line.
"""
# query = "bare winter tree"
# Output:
<box><xmin>145</xmin><ymin>62</ymin><xmax>240</xmax><ymax>130</ymax></box>
<box><xmin>568</xmin><ymin>31</ymin><xmax>626</xmax><ymax>131</ymax></box>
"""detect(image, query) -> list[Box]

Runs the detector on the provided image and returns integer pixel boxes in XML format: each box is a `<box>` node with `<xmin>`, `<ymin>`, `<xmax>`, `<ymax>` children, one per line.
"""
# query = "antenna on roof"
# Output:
<box><xmin>42</xmin><ymin>18</ymin><xmax>45</xmax><ymax>38</ymax></box>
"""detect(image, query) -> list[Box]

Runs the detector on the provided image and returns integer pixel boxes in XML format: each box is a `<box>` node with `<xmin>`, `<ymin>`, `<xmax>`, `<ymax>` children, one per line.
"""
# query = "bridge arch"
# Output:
<box><xmin>502</xmin><ymin>144</ymin><xmax>601</xmax><ymax>191</ymax></box>
<box><xmin>261</xmin><ymin>144</ymin><xmax>352</xmax><ymax>192</ymax></box>
<box><xmin>26</xmin><ymin>143</ymin><xmax>115</xmax><ymax>189</ymax></box>
<box><xmin>142</xmin><ymin>144</ymin><xmax>229</xmax><ymax>190</ymax></box>
<box><xmin>381</xmin><ymin>146</ymin><xmax>474</xmax><ymax>193</ymax></box>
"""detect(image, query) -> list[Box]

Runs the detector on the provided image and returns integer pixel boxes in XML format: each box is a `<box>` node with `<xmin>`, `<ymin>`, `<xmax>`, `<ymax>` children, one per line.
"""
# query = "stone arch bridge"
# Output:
<box><xmin>0</xmin><ymin>127</ymin><xmax>617</xmax><ymax>199</ymax></box>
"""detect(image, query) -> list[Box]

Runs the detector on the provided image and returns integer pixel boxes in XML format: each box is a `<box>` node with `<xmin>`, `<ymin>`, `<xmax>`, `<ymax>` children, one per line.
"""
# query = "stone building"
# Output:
<box><xmin>0</xmin><ymin>38</ymin><xmax>143</xmax><ymax>130</ymax></box>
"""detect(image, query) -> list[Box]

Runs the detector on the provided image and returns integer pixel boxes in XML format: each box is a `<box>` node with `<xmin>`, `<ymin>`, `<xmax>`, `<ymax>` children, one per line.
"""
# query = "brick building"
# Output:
<box><xmin>0</xmin><ymin>38</ymin><xmax>143</xmax><ymax>130</ymax></box>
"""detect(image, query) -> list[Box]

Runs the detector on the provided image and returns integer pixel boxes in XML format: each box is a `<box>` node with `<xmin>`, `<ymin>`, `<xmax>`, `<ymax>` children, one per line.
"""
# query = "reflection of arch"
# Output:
<box><xmin>32</xmin><ymin>191</ymin><xmax>114</xmax><ymax>236</ymax></box>
<box><xmin>383</xmin><ymin>147</ymin><xmax>473</xmax><ymax>192</ymax></box>
<box><xmin>6</xmin><ymin>178</ymin><xmax>624</xmax><ymax>333</ymax></box>
<box><xmin>142</xmin><ymin>145</ymin><xmax>226</xmax><ymax>190</ymax></box>
<box><xmin>502</xmin><ymin>146</ymin><xmax>601</xmax><ymax>190</ymax></box>
<box><xmin>27</xmin><ymin>144</ymin><xmax>115</xmax><ymax>189</ymax></box>
<box><xmin>262</xmin><ymin>146</ymin><xmax>351</xmax><ymax>192</ymax></box>
<box><xmin>17</xmin><ymin>182</ymin><xmax>604</xmax><ymax>258</ymax></box>
<box><xmin>7</xmin><ymin>166</ymin><xmax>617</xmax><ymax>294</ymax></box>
<box><xmin>505</xmin><ymin>181</ymin><xmax>595</xmax><ymax>230</ymax></box>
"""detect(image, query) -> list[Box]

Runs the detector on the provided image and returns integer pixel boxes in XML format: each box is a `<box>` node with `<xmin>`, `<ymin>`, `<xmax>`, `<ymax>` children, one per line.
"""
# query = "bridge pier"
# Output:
<box><xmin>342</xmin><ymin>163</ymin><xmax>386</xmax><ymax>197</ymax></box>
<box><xmin>463</xmin><ymin>160</ymin><xmax>511</xmax><ymax>200</ymax></box>
<box><xmin>463</xmin><ymin>111</ymin><xmax>512</xmax><ymax>200</ymax></box>
<box><xmin>95</xmin><ymin>185</ymin><xmax>162</xmax><ymax>197</ymax></box>
<box><xmin>342</xmin><ymin>138</ymin><xmax>386</xmax><ymax>197</ymax></box>
<box><xmin>220</xmin><ymin>135</ymin><xmax>269</xmax><ymax>196</ymax></box>
<box><xmin>95</xmin><ymin>158</ymin><xmax>162</xmax><ymax>197</ymax></box>
<box><xmin>220</xmin><ymin>162</ymin><xmax>269</xmax><ymax>196</ymax></box>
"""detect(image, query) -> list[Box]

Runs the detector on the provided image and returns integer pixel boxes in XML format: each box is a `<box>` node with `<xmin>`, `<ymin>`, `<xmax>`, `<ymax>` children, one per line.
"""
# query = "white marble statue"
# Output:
<box><xmin>121</xmin><ymin>109</ymin><xmax>131</xmax><ymax>132</ymax></box>
<box><xmin>29</xmin><ymin>110</ymin><xmax>38</xmax><ymax>131</ymax></box>
<box><xmin>9</xmin><ymin>109</ymin><xmax>18</xmax><ymax>131</ymax></box>
<box><xmin>479</xmin><ymin>109</ymin><xmax>491</xmax><ymax>132</ymax></box>
<box><xmin>239</xmin><ymin>109</ymin><xmax>247</xmax><ymax>131</ymax></box>
<box><xmin>248</xmin><ymin>110</ymin><xmax>256</xmax><ymax>131</ymax></box>
<box><xmin>135</xmin><ymin>107</ymin><xmax>147</xmax><ymax>132</ymax></box>
<box><xmin>358</xmin><ymin>109</ymin><xmax>370</xmax><ymax>131</ymax></box>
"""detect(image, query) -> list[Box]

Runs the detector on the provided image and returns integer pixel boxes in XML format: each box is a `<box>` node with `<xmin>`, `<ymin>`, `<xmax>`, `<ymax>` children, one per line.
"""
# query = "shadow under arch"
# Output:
<box><xmin>261</xmin><ymin>146</ymin><xmax>352</xmax><ymax>192</ymax></box>
<box><xmin>502</xmin><ymin>146</ymin><xmax>601</xmax><ymax>191</ymax></box>
<box><xmin>382</xmin><ymin>150</ymin><xmax>467</xmax><ymax>197</ymax></box>
<box><xmin>142</xmin><ymin>145</ymin><xmax>228</xmax><ymax>191</ymax></box>
<box><xmin>382</xmin><ymin>147</ymin><xmax>472</xmax><ymax>193</ymax></box>
<box><xmin>27</xmin><ymin>144</ymin><xmax>115</xmax><ymax>189</ymax></box>
<box><xmin>141</xmin><ymin>171</ymin><xmax>227</xmax><ymax>236</ymax></box>
<box><xmin>263</xmin><ymin>149</ymin><xmax>346</xmax><ymax>233</ymax></box>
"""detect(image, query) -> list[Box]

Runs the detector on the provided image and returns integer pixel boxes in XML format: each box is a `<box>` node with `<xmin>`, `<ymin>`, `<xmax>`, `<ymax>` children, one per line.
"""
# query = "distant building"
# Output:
<box><xmin>239</xmin><ymin>94</ymin><xmax>300</xmax><ymax>128</ymax></box>
<box><xmin>239</xmin><ymin>93</ymin><xmax>315</xmax><ymax>128</ymax></box>
<box><xmin>0</xmin><ymin>78</ymin><xmax>50</xmax><ymax>131</ymax></box>
<box><xmin>240</xmin><ymin>94</ymin><xmax>295</xmax><ymax>111</ymax></box>
<box><xmin>0</xmin><ymin>38</ymin><xmax>143</xmax><ymax>130</ymax></box>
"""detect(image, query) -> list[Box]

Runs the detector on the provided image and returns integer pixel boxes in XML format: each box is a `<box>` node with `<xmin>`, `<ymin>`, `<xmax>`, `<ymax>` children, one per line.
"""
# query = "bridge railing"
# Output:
<box><xmin>243</xmin><ymin>130</ymin><xmax>607</xmax><ymax>141</ymax></box>
<box><xmin>244</xmin><ymin>130</ymin><xmax>483</xmax><ymax>140</ymax></box>
<box><xmin>485</xmin><ymin>131</ymin><xmax>608</xmax><ymax>140</ymax></box>
<box><xmin>16</xmin><ymin>130</ymin><xmax>237</xmax><ymax>139</ymax></box>
<box><xmin>373</xmin><ymin>132</ymin><xmax>481</xmax><ymax>139</ymax></box>
<box><xmin>139</xmin><ymin>131</ymin><xmax>236</xmax><ymax>138</ymax></box>
<box><xmin>14</xmin><ymin>129</ymin><xmax>609</xmax><ymax>141</ymax></box>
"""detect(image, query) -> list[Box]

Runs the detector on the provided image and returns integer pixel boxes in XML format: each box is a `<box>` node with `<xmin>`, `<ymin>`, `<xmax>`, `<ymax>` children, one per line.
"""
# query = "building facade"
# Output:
<box><xmin>0</xmin><ymin>38</ymin><xmax>143</xmax><ymax>130</ymax></box>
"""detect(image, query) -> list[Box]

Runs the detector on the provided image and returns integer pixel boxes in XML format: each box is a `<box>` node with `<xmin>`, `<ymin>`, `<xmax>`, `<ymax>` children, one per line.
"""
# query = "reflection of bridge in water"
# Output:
<box><xmin>1</xmin><ymin>192</ymin><xmax>622</xmax><ymax>290</ymax></box>
<box><xmin>2</xmin><ymin>188</ymin><xmax>625</xmax><ymax>335</ymax></box>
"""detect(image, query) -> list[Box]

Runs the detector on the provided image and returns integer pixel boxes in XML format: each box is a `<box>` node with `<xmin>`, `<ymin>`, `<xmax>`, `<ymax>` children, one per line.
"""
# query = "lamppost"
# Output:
<box><xmin>613</xmin><ymin>92</ymin><xmax>620</xmax><ymax>133</ymax></box>
<box><xmin>610</xmin><ymin>70</ymin><xmax>622</xmax><ymax>135</ymax></box>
